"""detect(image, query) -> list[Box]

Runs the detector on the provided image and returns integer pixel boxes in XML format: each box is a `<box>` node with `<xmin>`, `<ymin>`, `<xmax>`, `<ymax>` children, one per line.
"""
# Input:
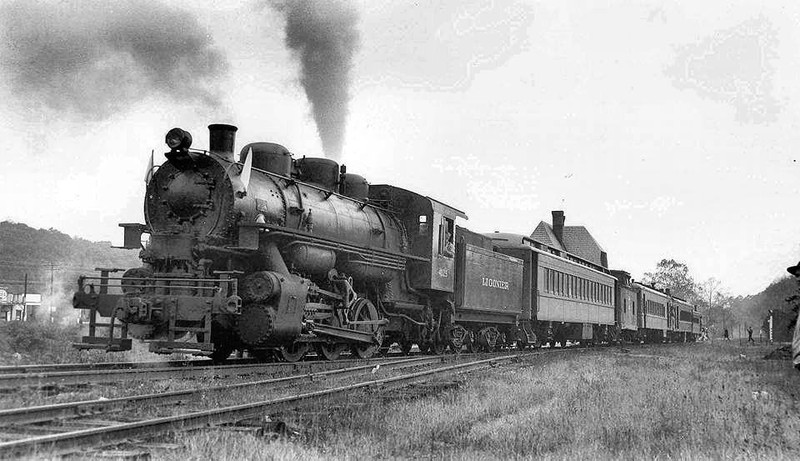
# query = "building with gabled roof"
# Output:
<box><xmin>531</xmin><ymin>211</ymin><xmax>608</xmax><ymax>268</ymax></box>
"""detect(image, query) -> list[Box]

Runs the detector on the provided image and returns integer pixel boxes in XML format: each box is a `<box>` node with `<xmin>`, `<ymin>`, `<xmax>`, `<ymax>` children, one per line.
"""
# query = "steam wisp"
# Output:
<box><xmin>273</xmin><ymin>0</ymin><xmax>360</xmax><ymax>160</ymax></box>
<box><xmin>0</xmin><ymin>0</ymin><xmax>228</xmax><ymax>120</ymax></box>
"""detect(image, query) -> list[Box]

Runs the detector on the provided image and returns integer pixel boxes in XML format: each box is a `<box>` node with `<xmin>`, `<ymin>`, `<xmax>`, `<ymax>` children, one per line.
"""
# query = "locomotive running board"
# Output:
<box><xmin>309</xmin><ymin>323</ymin><xmax>384</xmax><ymax>344</ymax></box>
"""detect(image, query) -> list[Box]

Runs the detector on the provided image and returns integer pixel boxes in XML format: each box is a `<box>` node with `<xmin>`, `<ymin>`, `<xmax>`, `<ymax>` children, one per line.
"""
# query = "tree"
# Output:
<box><xmin>642</xmin><ymin>259</ymin><xmax>697</xmax><ymax>301</ymax></box>
<box><xmin>704</xmin><ymin>295</ymin><xmax>737</xmax><ymax>335</ymax></box>
<box><xmin>695</xmin><ymin>277</ymin><xmax>734</xmax><ymax>334</ymax></box>
<box><xmin>697</xmin><ymin>278</ymin><xmax>723</xmax><ymax>308</ymax></box>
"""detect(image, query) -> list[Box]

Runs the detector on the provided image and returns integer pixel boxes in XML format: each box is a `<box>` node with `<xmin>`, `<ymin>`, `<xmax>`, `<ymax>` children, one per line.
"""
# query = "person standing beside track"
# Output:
<box><xmin>786</xmin><ymin>261</ymin><xmax>800</xmax><ymax>370</ymax></box>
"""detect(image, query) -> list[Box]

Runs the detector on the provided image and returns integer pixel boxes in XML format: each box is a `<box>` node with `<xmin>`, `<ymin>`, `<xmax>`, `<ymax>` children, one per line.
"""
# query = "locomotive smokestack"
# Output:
<box><xmin>552</xmin><ymin>210</ymin><xmax>565</xmax><ymax>244</ymax></box>
<box><xmin>208</xmin><ymin>124</ymin><xmax>238</xmax><ymax>161</ymax></box>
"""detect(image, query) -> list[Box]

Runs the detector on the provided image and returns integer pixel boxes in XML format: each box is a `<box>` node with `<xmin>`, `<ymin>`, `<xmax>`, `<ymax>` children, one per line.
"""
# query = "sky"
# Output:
<box><xmin>0</xmin><ymin>0</ymin><xmax>798</xmax><ymax>297</ymax></box>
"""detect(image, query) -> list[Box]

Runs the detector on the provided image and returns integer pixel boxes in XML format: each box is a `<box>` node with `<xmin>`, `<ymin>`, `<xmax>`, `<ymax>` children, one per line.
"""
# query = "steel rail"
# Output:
<box><xmin>0</xmin><ymin>354</ymin><xmax>523</xmax><ymax>459</ymax></box>
<box><xmin>0</xmin><ymin>356</ymin><xmax>444</xmax><ymax>426</ymax></box>
<box><xmin>0</xmin><ymin>348</ymin><xmax>427</xmax><ymax>376</ymax></box>
<box><xmin>0</xmin><ymin>355</ymin><xmax>413</xmax><ymax>390</ymax></box>
<box><xmin>0</xmin><ymin>358</ymin><xmax>241</xmax><ymax>375</ymax></box>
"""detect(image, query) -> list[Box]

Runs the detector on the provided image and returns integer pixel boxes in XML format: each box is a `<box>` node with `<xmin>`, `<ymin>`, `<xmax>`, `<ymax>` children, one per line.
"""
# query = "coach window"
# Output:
<box><xmin>554</xmin><ymin>271</ymin><xmax>559</xmax><ymax>294</ymax></box>
<box><xmin>544</xmin><ymin>269</ymin><xmax>549</xmax><ymax>292</ymax></box>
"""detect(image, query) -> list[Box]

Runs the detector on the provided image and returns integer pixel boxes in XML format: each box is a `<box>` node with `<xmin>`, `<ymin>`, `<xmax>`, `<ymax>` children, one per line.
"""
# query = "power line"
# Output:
<box><xmin>0</xmin><ymin>280</ymin><xmax>50</xmax><ymax>285</ymax></box>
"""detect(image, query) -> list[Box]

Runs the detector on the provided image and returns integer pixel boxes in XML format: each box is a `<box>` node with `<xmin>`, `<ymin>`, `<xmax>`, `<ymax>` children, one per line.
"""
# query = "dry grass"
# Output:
<box><xmin>0</xmin><ymin>322</ymin><xmax>160</xmax><ymax>365</ymax></box>
<box><xmin>157</xmin><ymin>342</ymin><xmax>800</xmax><ymax>460</ymax></box>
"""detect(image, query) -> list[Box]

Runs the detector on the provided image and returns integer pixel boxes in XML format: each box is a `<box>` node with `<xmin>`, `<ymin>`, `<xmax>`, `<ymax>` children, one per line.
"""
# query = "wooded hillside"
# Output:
<box><xmin>0</xmin><ymin>221</ymin><xmax>140</xmax><ymax>320</ymax></box>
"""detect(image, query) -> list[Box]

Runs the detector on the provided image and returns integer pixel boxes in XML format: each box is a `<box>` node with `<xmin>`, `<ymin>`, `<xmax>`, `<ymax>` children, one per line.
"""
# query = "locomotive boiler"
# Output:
<box><xmin>73</xmin><ymin>124</ymin><xmax>468</xmax><ymax>361</ymax></box>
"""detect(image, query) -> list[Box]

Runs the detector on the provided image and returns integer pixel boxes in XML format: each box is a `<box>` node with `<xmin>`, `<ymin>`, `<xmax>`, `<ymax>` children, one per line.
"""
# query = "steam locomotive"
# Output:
<box><xmin>73</xmin><ymin>124</ymin><xmax>702</xmax><ymax>361</ymax></box>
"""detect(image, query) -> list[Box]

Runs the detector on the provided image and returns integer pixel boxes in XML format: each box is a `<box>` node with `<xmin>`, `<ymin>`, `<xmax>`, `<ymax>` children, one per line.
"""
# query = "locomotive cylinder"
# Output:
<box><xmin>284</xmin><ymin>243</ymin><xmax>337</xmax><ymax>276</ymax></box>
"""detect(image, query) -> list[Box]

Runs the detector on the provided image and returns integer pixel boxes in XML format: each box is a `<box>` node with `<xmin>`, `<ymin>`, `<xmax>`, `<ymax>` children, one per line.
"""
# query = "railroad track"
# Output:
<box><xmin>0</xmin><ymin>353</ymin><xmax>528</xmax><ymax>458</ymax></box>
<box><xmin>0</xmin><ymin>354</ymin><xmax>413</xmax><ymax>390</ymax></box>
<box><xmin>0</xmin><ymin>357</ymin><xmax>258</xmax><ymax>375</ymax></box>
<box><xmin>0</xmin><ymin>340</ymin><xmax>664</xmax><ymax>390</ymax></box>
<box><xmin>0</xmin><ymin>351</ymin><xmax>405</xmax><ymax>376</ymax></box>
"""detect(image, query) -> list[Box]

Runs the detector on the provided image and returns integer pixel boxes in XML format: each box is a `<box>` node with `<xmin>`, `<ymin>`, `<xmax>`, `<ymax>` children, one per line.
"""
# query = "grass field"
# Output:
<box><xmin>0</xmin><ymin>322</ymin><xmax>164</xmax><ymax>365</ymax></box>
<box><xmin>162</xmin><ymin>342</ymin><xmax>800</xmax><ymax>460</ymax></box>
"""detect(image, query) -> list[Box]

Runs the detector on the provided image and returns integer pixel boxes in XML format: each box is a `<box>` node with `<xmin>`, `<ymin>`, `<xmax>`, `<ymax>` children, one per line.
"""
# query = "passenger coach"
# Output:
<box><xmin>486</xmin><ymin>233</ymin><xmax>617</xmax><ymax>347</ymax></box>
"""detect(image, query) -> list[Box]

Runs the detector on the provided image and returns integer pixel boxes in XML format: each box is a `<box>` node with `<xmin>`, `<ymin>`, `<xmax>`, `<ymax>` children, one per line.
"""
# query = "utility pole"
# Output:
<box><xmin>49</xmin><ymin>262</ymin><xmax>55</xmax><ymax>323</ymax></box>
<box><xmin>22</xmin><ymin>273</ymin><xmax>27</xmax><ymax>321</ymax></box>
<box><xmin>769</xmin><ymin>310</ymin><xmax>774</xmax><ymax>343</ymax></box>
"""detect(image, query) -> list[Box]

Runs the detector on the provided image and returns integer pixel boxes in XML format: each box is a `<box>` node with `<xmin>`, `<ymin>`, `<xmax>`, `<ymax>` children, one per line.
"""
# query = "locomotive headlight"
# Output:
<box><xmin>165</xmin><ymin>128</ymin><xmax>192</xmax><ymax>151</ymax></box>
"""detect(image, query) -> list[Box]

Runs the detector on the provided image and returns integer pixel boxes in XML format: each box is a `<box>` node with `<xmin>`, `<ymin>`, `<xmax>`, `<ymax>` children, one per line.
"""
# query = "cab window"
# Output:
<box><xmin>418</xmin><ymin>215</ymin><xmax>428</xmax><ymax>236</ymax></box>
<box><xmin>439</xmin><ymin>217</ymin><xmax>454</xmax><ymax>257</ymax></box>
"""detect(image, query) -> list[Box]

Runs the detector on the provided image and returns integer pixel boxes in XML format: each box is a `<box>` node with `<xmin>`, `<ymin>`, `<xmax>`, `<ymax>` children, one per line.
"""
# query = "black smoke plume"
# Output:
<box><xmin>273</xmin><ymin>0</ymin><xmax>360</xmax><ymax>160</ymax></box>
<box><xmin>0</xmin><ymin>0</ymin><xmax>228</xmax><ymax>120</ymax></box>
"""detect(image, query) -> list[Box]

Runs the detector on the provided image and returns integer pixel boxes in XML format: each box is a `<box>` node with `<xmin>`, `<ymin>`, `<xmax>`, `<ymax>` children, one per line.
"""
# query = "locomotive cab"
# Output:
<box><xmin>369</xmin><ymin>185</ymin><xmax>466</xmax><ymax>293</ymax></box>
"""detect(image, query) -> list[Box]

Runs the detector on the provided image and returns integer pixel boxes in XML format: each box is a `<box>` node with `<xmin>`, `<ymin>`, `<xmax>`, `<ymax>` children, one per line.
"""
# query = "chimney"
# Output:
<box><xmin>208</xmin><ymin>124</ymin><xmax>238</xmax><ymax>162</ymax></box>
<box><xmin>552</xmin><ymin>210</ymin><xmax>565</xmax><ymax>244</ymax></box>
<box><xmin>600</xmin><ymin>251</ymin><xmax>608</xmax><ymax>268</ymax></box>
